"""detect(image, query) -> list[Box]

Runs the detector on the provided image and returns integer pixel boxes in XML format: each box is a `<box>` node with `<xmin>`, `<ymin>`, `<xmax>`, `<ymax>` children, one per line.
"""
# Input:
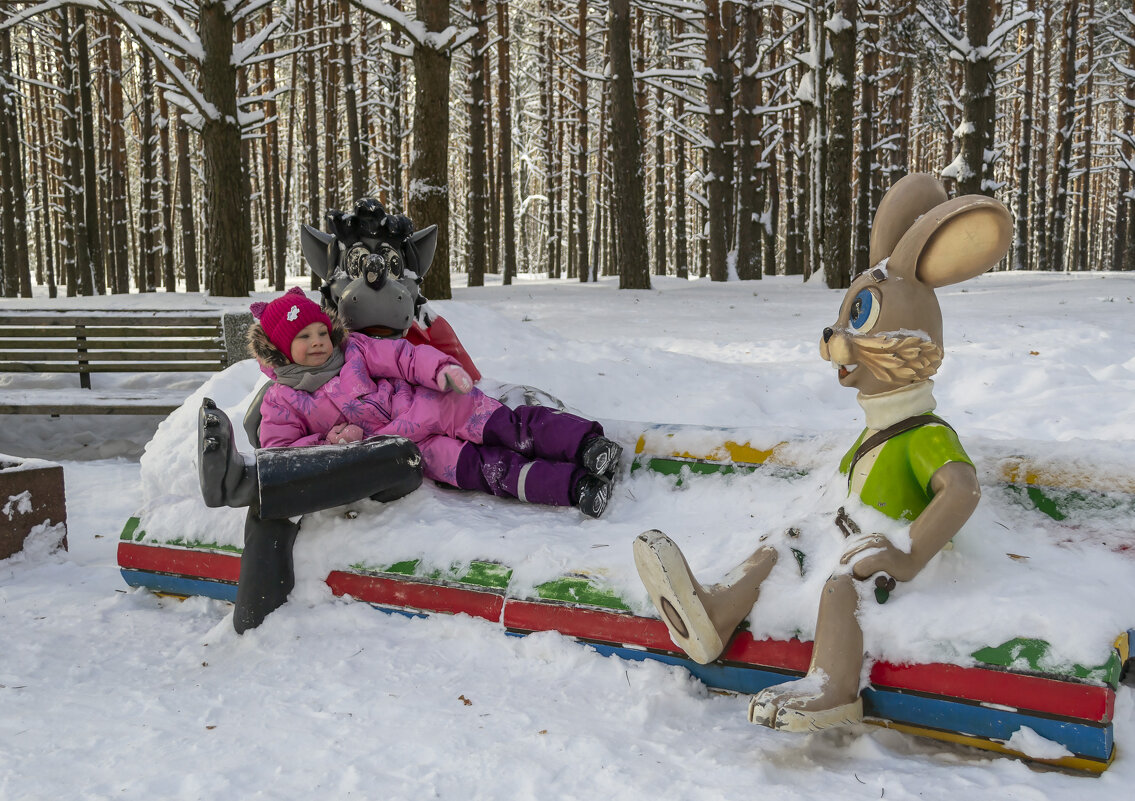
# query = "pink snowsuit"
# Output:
<box><xmin>258</xmin><ymin>333</ymin><xmax>502</xmax><ymax>485</ymax></box>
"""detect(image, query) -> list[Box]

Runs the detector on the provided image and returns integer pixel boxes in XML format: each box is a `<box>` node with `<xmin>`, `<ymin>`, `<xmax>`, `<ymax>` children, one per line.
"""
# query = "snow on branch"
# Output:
<box><xmin>915</xmin><ymin>4</ymin><xmax>969</xmax><ymax>60</ymax></box>
<box><xmin>0</xmin><ymin>0</ymin><xmax>101</xmax><ymax>32</ymax></box>
<box><xmin>983</xmin><ymin>10</ymin><xmax>1034</xmax><ymax>57</ymax></box>
<box><xmin>347</xmin><ymin>0</ymin><xmax>423</xmax><ymax>44</ymax></box>
<box><xmin>231</xmin><ymin>0</ymin><xmax>275</xmax><ymax>23</ymax></box>
<box><xmin>100</xmin><ymin>1</ymin><xmax>216</xmax><ymax>120</ymax></box>
<box><xmin>231</xmin><ymin>13</ymin><xmax>285</xmax><ymax>66</ymax></box>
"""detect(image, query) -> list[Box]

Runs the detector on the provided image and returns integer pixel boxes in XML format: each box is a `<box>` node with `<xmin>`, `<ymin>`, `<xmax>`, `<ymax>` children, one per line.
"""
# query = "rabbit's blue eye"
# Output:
<box><xmin>848</xmin><ymin>289</ymin><xmax>880</xmax><ymax>332</ymax></box>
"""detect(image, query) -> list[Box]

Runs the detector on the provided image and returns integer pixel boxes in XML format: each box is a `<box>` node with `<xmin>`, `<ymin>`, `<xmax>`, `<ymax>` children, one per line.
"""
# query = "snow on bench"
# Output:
<box><xmin>115</xmin><ymin>369</ymin><xmax>1135</xmax><ymax>773</ymax></box>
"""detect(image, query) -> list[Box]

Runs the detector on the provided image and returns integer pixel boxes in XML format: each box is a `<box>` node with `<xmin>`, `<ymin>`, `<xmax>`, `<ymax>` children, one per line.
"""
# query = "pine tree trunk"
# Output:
<box><xmin>468</xmin><ymin>0</ymin><xmax>488</xmax><ymax>287</ymax></box>
<box><xmin>958</xmin><ymin>0</ymin><xmax>996</xmax><ymax>196</ymax></box>
<box><xmin>704</xmin><ymin>0</ymin><xmax>732</xmax><ymax>282</ymax></box>
<box><xmin>1049</xmin><ymin>1</ymin><xmax>1078</xmax><ymax>272</ymax></box>
<box><xmin>674</xmin><ymin>91</ymin><xmax>688</xmax><ymax>281</ymax></box>
<box><xmin>856</xmin><ymin>0</ymin><xmax>878</xmax><ymax>276</ymax></box>
<box><xmin>303</xmin><ymin>0</ymin><xmax>321</xmax><ymax>286</ymax></box>
<box><xmin>0</xmin><ymin>25</ymin><xmax>30</xmax><ymax>297</ymax></box>
<box><xmin>1074</xmin><ymin>0</ymin><xmax>1095</xmax><ymax>272</ymax></box>
<box><xmin>1013</xmin><ymin>0</ymin><xmax>1036</xmax><ymax>270</ymax></box>
<box><xmin>734</xmin><ymin>4</ymin><xmax>760</xmax><ymax>281</ymax></box>
<box><xmin>485</xmin><ymin>45</ymin><xmax>498</xmax><ymax>275</ymax></box>
<box><xmin>137</xmin><ymin>47</ymin><xmax>157</xmax><ymax>292</ymax></box>
<box><xmin>60</xmin><ymin>11</ymin><xmax>89</xmax><ymax>295</ymax></box>
<box><xmin>1113</xmin><ymin>1</ymin><xmax>1135</xmax><ymax>271</ymax></box>
<box><xmin>540</xmin><ymin>10</ymin><xmax>556</xmax><ymax>277</ymax></box>
<box><xmin>199</xmin><ymin>0</ymin><xmax>253</xmax><ymax>296</ymax></box>
<box><xmin>497</xmin><ymin>1</ymin><xmax>517</xmax><ymax>286</ymax></box>
<box><xmin>823</xmin><ymin>0</ymin><xmax>856</xmax><ymax>289</ymax></box>
<box><xmin>653</xmin><ymin>84</ymin><xmax>667</xmax><ymax>277</ymax></box>
<box><xmin>341</xmin><ymin>1</ymin><xmax>366</xmax><ymax>201</ymax></box>
<box><xmin>104</xmin><ymin>25</ymin><xmax>132</xmax><ymax>293</ymax></box>
<box><xmin>176</xmin><ymin>100</ymin><xmax>199</xmax><ymax>292</ymax></box>
<box><xmin>157</xmin><ymin>84</ymin><xmax>176</xmax><ymax>291</ymax></box>
<box><xmin>1033</xmin><ymin>2</ymin><xmax>1053</xmax><ymax>270</ymax></box>
<box><xmin>575</xmin><ymin>0</ymin><xmax>590</xmax><ymax>283</ymax></box>
<box><xmin>74</xmin><ymin>9</ymin><xmax>104</xmax><ymax>294</ymax></box>
<box><xmin>608</xmin><ymin>0</ymin><xmax>650</xmax><ymax>289</ymax></box>
<box><xmin>25</xmin><ymin>32</ymin><xmax>57</xmax><ymax>296</ymax></box>
<box><xmin>321</xmin><ymin>2</ymin><xmax>340</xmax><ymax>218</ymax></box>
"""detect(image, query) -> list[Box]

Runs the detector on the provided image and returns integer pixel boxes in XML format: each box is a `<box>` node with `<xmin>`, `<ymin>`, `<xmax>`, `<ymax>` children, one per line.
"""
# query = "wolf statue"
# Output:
<box><xmin>200</xmin><ymin>200</ymin><xmax>479</xmax><ymax>633</ymax></box>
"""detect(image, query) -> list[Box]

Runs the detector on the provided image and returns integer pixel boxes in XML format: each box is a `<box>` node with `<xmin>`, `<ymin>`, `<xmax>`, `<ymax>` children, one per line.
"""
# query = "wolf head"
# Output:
<box><xmin>300</xmin><ymin>198</ymin><xmax>439</xmax><ymax>338</ymax></box>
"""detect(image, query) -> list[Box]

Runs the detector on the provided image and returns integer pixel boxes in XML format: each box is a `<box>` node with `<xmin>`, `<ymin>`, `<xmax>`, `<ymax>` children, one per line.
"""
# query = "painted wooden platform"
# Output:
<box><xmin>118</xmin><ymin>515</ymin><xmax>1129</xmax><ymax>774</ymax></box>
<box><xmin>118</xmin><ymin>424</ymin><xmax>1135</xmax><ymax>773</ymax></box>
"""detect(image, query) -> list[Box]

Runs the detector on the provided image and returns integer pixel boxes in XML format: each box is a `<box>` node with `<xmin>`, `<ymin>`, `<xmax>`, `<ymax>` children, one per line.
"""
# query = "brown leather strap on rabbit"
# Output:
<box><xmin>848</xmin><ymin>414</ymin><xmax>954</xmax><ymax>481</ymax></box>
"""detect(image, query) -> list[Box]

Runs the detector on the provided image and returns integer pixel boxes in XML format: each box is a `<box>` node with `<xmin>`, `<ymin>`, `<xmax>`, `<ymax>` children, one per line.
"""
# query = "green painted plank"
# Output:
<box><xmin>534</xmin><ymin>574</ymin><xmax>631</xmax><ymax>611</ymax></box>
<box><xmin>347</xmin><ymin>559</ymin><xmax>513</xmax><ymax>590</ymax></box>
<box><xmin>971</xmin><ymin>637</ymin><xmax>1122</xmax><ymax>687</ymax></box>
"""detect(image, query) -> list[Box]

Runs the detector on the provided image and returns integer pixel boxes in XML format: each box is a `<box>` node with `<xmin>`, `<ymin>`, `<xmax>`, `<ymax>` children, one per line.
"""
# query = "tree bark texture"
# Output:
<box><xmin>608</xmin><ymin>0</ymin><xmax>650</xmax><ymax>289</ymax></box>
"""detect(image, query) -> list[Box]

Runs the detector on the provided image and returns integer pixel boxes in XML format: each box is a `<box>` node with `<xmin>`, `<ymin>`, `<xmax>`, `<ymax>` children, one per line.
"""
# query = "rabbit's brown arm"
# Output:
<box><xmin>846</xmin><ymin>461</ymin><xmax>980</xmax><ymax>583</ymax></box>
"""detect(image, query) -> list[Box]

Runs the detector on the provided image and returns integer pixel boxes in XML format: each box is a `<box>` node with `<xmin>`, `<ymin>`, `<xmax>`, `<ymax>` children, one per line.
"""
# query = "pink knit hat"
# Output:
<box><xmin>250</xmin><ymin>287</ymin><xmax>333</xmax><ymax>360</ymax></box>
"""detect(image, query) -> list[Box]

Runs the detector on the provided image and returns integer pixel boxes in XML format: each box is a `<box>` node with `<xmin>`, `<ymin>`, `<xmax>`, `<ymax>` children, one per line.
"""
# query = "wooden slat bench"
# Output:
<box><xmin>0</xmin><ymin>312</ymin><xmax>228</xmax><ymax>415</ymax></box>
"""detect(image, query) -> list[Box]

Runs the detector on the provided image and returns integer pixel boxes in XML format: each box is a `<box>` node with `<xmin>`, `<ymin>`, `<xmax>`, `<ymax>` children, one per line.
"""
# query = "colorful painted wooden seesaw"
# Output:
<box><xmin>118</xmin><ymin>424</ymin><xmax>1135</xmax><ymax>774</ymax></box>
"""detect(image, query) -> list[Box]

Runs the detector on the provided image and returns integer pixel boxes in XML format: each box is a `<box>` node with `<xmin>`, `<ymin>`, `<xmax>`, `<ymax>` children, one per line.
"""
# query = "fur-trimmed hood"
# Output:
<box><xmin>247</xmin><ymin>308</ymin><xmax>349</xmax><ymax>368</ymax></box>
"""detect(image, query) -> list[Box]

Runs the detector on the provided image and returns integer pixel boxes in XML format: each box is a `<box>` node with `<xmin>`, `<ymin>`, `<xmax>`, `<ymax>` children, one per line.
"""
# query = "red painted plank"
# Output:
<box><xmin>117</xmin><ymin>543</ymin><xmax>1115</xmax><ymax>724</ymax></box>
<box><xmin>117</xmin><ymin>541</ymin><xmax>241</xmax><ymax>583</ymax></box>
<box><xmin>503</xmin><ymin>599</ymin><xmax>678</xmax><ymax>651</ymax></box>
<box><xmin>326</xmin><ymin>571</ymin><xmax>505</xmax><ymax>622</ymax></box>
<box><xmin>722</xmin><ymin>632</ymin><xmax>813</xmax><ymax>672</ymax></box>
<box><xmin>870</xmin><ymin>660</ymin><xmax>1115</xmax><ymax>723</ymax></box>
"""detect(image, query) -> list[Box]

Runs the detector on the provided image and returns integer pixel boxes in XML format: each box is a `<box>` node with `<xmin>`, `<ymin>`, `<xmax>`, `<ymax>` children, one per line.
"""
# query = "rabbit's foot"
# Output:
<box><xmin>634</xmin><ymin>531</ymin><xmax>726</xmax><ymax>664</ymax></box>
<box><xmin>747</xmin><ymin>676</ymin><xmax>863</xmax><ymax>732</ymax></box>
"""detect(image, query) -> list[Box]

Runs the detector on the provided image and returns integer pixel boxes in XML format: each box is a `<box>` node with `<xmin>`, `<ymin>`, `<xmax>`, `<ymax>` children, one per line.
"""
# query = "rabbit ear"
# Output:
<box><xmin>889</xmin><ymin>194</ymin><xmax>1012</xmax><ymax>289</ymax></box>
<box><xmin>869</xmin><ymin>174</ymin><xmax>948</xmax><ymax>266</ymax></box>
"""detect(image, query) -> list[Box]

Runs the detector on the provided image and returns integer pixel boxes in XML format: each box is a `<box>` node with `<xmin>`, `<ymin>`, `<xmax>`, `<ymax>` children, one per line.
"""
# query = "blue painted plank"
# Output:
<box><xmin>865</xmin><ymin>689</ymin><xmax>1112</xmax><ymax>761</ymax></box>
<box><xmin>589</xmin><ymin>642</ymin><xmax>1111</xmax><ymax>761</ymax></box>
<box><xmin>120</xmin><ymin>569</ymin><xmax>238</xmax><ymax>603</ymax></box>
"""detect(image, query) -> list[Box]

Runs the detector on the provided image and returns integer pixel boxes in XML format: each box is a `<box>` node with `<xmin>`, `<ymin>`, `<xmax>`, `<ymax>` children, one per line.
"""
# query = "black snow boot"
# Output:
<box><xmin>579</xmin><ymin>436</ymin><xmax>622</xmax><ymax>479</ymax></box>
<box><xmin>574</xmin><ymin>474</ymin><xmax>613</xmax><ymax>519</ymax></box>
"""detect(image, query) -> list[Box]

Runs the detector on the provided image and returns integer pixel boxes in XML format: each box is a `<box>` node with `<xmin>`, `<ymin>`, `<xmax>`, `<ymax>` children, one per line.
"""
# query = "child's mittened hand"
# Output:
<box><xmin>438</xmin><ymin>364</ymin><xmax>473</xmax><ymax>394</ymax></box>
<box><xmin>327</xmin><ymin>423</ymin><xmax>364</xmax><ymax>444</ymax></box>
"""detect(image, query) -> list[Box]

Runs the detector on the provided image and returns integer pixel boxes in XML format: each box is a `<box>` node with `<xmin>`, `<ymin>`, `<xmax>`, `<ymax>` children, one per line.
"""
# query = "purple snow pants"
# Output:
<box><xmin>453</xmin><ymin>405</ymin><xmax>603</xmax><ymax>507</ymax></box>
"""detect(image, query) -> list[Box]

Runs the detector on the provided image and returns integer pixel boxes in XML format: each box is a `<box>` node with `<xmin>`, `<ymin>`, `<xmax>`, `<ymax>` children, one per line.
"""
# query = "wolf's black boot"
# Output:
<box><xmin>256</xmin><ymin>437</ymin><xmax>423</xmax><ymax>518</ymax></box>
<box><xmin>199</xmin><ymin>398</ymin><xmax>425</xmax><ymax>516</ymax></box>
<box><xmin>197</xmin><ymin>399</ymin><xmax>425</xmax><ymax>632</ymax></box>
<box><xmin>231</xmin><ymin>439</ymin><xmax>423</xmax><ymax>632</ymax></box>
<box><xmin>233</xmin><ymin>515</ymin><xmax>299</xmax><ymax>634</ymax></box>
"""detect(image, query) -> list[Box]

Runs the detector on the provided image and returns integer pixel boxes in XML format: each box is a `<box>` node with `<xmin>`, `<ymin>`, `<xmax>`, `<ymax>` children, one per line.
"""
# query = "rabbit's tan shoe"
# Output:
<box><xmin>634</xmin><ymin>531</ymin><xmax>726</xmax><ymax>664</ymax></box>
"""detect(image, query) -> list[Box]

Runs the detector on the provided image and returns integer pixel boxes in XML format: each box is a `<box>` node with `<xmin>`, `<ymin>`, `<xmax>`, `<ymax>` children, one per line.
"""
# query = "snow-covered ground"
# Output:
<box><xmin>2</xmin><ymin>271</ymin><xmax>1134</xmax><ymax>799</ymax></box>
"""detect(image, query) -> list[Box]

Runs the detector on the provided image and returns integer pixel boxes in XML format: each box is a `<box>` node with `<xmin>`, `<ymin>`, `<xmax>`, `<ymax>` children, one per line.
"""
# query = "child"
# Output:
<box><xmin>248</xmin><ymin>287</ymin><xmax>620</xmax><ymax>517</ymax></box>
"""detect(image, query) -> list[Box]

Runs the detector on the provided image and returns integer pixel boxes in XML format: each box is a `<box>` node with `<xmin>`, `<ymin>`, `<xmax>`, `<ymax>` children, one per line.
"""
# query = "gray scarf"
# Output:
<box><xmin>272</xmin><ymin>348</ymin><xmax>345</xmax><ymax>392</ymax></box>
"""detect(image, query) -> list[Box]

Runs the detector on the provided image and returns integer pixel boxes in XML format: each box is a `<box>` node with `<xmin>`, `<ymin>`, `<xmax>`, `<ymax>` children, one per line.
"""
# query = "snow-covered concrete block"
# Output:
<box><xmin>1</xmin><ymin>455</ymin><xmax>68</xmax><ymax>559</ymax></box>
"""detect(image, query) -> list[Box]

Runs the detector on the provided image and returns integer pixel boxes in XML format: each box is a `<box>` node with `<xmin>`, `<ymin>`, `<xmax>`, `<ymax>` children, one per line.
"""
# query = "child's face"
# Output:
<box><xmin>290</xmin><ymin>322</ymin><xmax>333</xmax><ymax>367</ymax></box>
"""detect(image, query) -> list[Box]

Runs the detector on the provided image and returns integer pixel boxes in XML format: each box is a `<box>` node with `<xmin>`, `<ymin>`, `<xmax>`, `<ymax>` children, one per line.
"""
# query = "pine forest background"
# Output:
<box><xmin>0</xmin><ymin>0</ymin><xmax>1133</xmax><ymax>301</ymax></box>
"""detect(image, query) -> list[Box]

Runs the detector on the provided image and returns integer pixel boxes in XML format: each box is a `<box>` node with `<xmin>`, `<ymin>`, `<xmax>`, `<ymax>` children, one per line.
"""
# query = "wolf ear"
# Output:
<box><xmin>407</xmin><ymin>225</ymin><xmax>438</xmax><ymax>280</ymax></box>
<box><xmin>301</xmin><ymin>225</ymin><xmax>337</xmax><ymax>280</ymax></box>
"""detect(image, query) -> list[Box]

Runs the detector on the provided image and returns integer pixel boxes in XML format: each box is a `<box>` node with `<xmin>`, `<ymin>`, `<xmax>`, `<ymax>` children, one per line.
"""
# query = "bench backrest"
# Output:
<box><xmin>0</xmin><ymin>313</ymin><xmax>226</xmax><ymax>389</ymax></box>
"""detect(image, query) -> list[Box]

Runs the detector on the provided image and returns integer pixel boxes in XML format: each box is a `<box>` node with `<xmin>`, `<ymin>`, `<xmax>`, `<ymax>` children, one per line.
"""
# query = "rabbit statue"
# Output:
<box><xmin>633</xmin><ymin>173</ymin><xmax>1012</xmax><ymax>732</ymax></box>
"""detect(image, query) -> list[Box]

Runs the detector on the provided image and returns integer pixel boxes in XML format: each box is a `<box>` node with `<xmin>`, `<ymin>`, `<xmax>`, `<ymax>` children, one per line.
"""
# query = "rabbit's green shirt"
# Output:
<box><xmin>839</xmin><ymin>418</ymin><xmax>973</xmax><ymax>522</ymax></box>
